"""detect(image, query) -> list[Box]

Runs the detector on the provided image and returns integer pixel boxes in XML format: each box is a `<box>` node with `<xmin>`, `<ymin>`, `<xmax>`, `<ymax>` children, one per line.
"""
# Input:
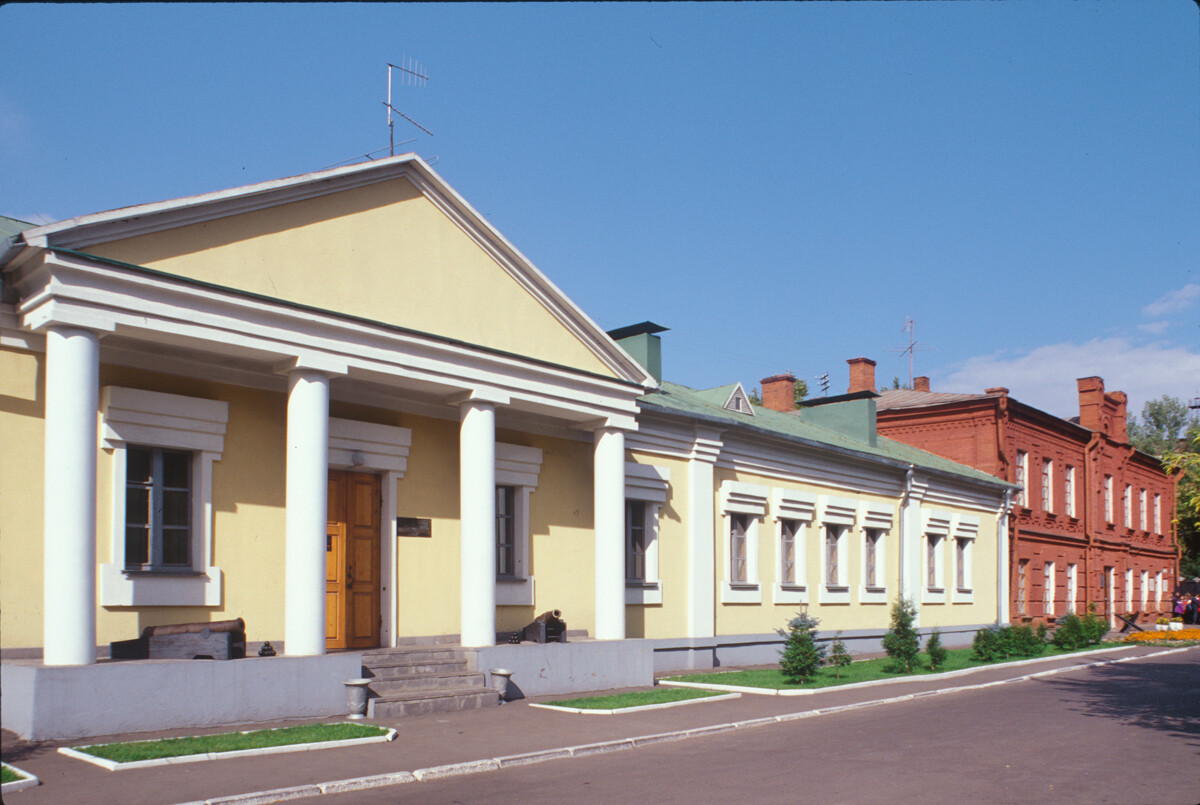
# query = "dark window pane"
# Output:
<box><xmin>127</xmin><ymin>447</ymin><xmax>152</xmax><ymax>484</ymax></box>
<box><xmin>125</xmin><ymin>487</ymin><xmax>150</xmax><ymax>526</ymax></box>
<box><xmin>162</xmin><ymin>528</ymin><xmax>189</xmax><ymax>566</ymax></box>
<box><xmin>162</xmin><ymin>451</ymin><xmax>190</xmax><ymax>489</ymax></box>
<box><xmin>163</xmin><ymin>490</ymin><xmax>189</xmax><ymax>527</ymax></box>
<box><xmin>126</xmin><ymin>526</ymin><xmax>149</xmax><ymax>566</ymax></box>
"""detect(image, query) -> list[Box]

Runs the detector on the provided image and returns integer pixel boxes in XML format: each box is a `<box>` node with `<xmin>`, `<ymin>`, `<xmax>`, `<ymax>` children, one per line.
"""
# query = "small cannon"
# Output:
<box><xmin>521</xmin><ymin>610</ymin><xmax>567</xmax><ymax>644</ymax></box>
<box><xmin>110</xmin><ymin>618</ymin><xmax>247</xmax><ymax>660</ymax></box>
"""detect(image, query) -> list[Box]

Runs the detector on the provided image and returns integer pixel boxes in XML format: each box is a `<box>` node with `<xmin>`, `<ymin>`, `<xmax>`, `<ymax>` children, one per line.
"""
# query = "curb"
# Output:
<box><xmin>174</xmin><ymin>646</ymin><xmax>1191</xmax><ymax>805</ymax></box>
<box><xmin>528</xmin><ymin>691</ymin><xmax>740</xmax><ymax>715</ymax></box>
<box><xmin>657</xmin><ymin>643</ymin><xmax>1140</xmax><ymax>696</ymax></box>
<box><xmin>2</xmin><ymin>762</ymin><xmax>41</xmax><ymax>794</ymax></box>
<box><xmin>60</xmin><ymin>726</ymin><xmax>397</xmax><ymax>771</ymax></box>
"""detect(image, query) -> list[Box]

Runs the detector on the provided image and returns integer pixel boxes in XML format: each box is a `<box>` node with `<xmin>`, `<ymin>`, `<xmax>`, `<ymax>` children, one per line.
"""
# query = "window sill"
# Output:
<box><xmin>625</xmin><ymin>581</ymin><xmax>662</xmax><ymax>606</ymax></box>
<box><xmin>496</xmin><ymin>575</ymin><xmax>534</xmax><ymax>606</ymax></box>
<box><xmin>122</xmin><ymin>568</ymin><xmax>207</xmax><ymax>577</ymax></box>
<box><xmin>859</xmin><ymin>585</ymin><xmax>887</xmax><ymax>604</ymax></box>
<box><xmin>101</xmin><ymin>563</ymin><xmax>222</xmax><ymax>606</ymax></box>
<box><xmin>772</xmin><ymin>583</ymin><xmax>808</xmax><ymax>605</ymax></box>
<box><xmin>818</xmin><ymin>584</ymin><xmax>850</xmax><ymax>605</ymax></box>
<box><xmin>721</xmin><ymin>581</ymin><xmax>761</xmax><ymax>604</ymax></box>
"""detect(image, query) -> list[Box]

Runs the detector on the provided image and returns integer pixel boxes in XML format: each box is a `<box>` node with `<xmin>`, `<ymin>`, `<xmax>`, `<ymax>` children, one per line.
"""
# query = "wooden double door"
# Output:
<box><xmin>326</xmin><ymin>470</ymin><xmax>381</xmax><ymax>650</ymax></box>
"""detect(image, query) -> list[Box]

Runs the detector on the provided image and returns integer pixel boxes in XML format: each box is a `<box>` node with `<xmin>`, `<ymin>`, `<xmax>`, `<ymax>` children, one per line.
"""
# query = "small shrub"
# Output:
<box><xmin>777</xmin><ymin>612</ymin><xmax>826</xmax><ymax>682</ymax></box>
<box><xmin>882</xmin><ymin>597</ymin><xmax>921</xmax><ymax>673</ymax></box>
<box><xmin>925</xmin><ymin>631</ymin><xmax>947</xmax><ymax>672</ymax></box>
<box><xmin>1051</xmin><ymin>612</ymin><xmax>1086</xmax><ymax>650</ymax></box>
<box><xmin>827</xmin><ymin>634</ymin><xmax>853</xmax><ymax>678</ymax></box>
<box><xmin>999</xmin><ymin>624</ymin><xmax>1046</xmax><ymax>657</ymax></box>
<box><xmin>1081</xmin><ymin>605</ymin><xmax>1109</xmax><ymax>644</ymax></box>
<box><xmin>972</xmin><ymin>626</ymin><xmax>1003</xmax><ymax>662</ymax></box>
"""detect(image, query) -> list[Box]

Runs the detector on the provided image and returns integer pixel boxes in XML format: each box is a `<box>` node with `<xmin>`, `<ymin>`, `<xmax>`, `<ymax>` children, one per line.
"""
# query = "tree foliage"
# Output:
<box><xmin>924</xmin><ymin>630</ymin><xmax>947</xmax><ymax>672</ymax></box>
<box><xmin>777</xmin><ymin>612</ymin><xmax>826</xmax><ymax>682</ymax></box>
<box><xmin>1128</xmin><ymin>396</ymin><xmax>1195</xmax><ymax>457</ymax></box>
<box><xmin>1165</xmin><ymin>424</ymin><xmax>1200</xmax><ymax>577</ymax></box>
<box><xmin>881</xmin><ymin>597</ymin><xmax>921</xmax><ymax>672</ymax></box>
<box><xmin>827</xmin><ymin>634</ymin><xmax>852</xmax><ymax>678</ymax></box>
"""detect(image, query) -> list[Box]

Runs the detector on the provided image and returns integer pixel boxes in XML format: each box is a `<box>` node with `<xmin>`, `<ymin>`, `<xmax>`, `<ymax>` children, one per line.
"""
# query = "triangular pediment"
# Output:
<box><xmin>23</xmin><ymin>156</ymin><xmax>651</xmax><ymax>385</ymax></box>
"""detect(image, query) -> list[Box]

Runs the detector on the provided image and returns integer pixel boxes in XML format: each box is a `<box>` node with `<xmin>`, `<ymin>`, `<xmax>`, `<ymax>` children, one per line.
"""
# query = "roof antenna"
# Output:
<box><xmin>887</xmin><ymin>317</ymin><xmax>936</xmax><ymax>388</ymax></box>
<box><xmin>386</xmin><ymin>58</ymin><xmax>431</xmax><ymax>156</ymax></box>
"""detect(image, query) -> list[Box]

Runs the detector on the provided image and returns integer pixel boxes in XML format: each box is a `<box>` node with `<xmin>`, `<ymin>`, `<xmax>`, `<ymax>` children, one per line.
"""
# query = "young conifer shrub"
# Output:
<box><xmin>881</xmin><ymin>597</ymin><xmax>921</xmax><ymax>673</ymax></box>
<box><xmin>777</xmin><ymin>612</ymin><xmax>826</xmax><ymax>682</ymax></box>
<box><xmin>925</xmin><ymin>630</ymin><xmax>947</xmax><ymax>672</ymax></box>
<box><xmin>828</xmin><ymin>634</ymin><xmax>852</xmax><ymax>679</ymax></box>
<box><xmin>1051</xmin><ymin>612</ymin><xmax>1085</xmax><ymax>650</ymax></box>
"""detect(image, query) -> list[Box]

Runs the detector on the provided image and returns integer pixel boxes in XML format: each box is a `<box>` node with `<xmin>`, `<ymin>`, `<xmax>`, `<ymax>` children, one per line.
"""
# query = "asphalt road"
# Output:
<box><xmin>327</xmin><ymin>650</ymin><xmax>1200</xmax><ymax>805</ymax></box>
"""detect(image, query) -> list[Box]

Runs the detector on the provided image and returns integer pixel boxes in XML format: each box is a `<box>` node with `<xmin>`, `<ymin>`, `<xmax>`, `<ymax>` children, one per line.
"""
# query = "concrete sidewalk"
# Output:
<box><xmin>2</xmin><ymin>644</ymin><xmax>1192</xmax><ymax>805</ymax></box>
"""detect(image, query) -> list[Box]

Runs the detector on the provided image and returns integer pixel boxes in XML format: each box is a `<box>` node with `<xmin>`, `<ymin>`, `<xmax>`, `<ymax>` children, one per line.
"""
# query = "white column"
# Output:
<box><xmin>459</xmin><ymin>400</ymin><xmax>496</xmax><ymax>647</ymax></box>
<box><xmin>593</xmin><ymin>427</ymin><xmax>626</xmax><ymax>640</ymax></box>
<box><xmin>43</xmin><ymin>326</ymin><xmax>100</xmax><ymax>666</ymax></box>
<box><xmin>284</xmin><ymin>370</ymin><xmax>330</xmax><ymax>656</ymax></box>
<box><xmin>996</xmin><ymin>491</ymin><xmax>1012</xmax><ymax>625</ymax></box>
<box><xmin>686</xmin><ymin>455</ymin><xmax>716</xmax><ymax>640</ymax></box>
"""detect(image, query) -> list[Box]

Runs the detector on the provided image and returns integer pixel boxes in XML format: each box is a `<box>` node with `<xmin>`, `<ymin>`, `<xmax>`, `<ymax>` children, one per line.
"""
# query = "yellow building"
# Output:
<box><xmin>0</xmin><ymin>157</ymin><xmax>1011</xmax><ymax>737</ymax></box>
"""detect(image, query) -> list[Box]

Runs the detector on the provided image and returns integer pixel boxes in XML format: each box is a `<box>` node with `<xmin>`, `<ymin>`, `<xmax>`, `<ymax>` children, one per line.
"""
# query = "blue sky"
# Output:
<box><xmin>3</xmin><ymin>2</ymin><xmax>1198</xmax><ymax>419</ymax></box>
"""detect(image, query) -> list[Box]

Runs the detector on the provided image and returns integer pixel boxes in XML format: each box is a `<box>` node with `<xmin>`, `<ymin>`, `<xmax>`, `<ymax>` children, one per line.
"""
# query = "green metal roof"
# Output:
<box><xmin>641</xmin><ymin>381</ymin><xmax>1012</xmax><ymax>489</ymax></box>
<box><xmin>0</xmin><ymin>216</ymin><xmax>35</xmax><ymax>241</ymax></box>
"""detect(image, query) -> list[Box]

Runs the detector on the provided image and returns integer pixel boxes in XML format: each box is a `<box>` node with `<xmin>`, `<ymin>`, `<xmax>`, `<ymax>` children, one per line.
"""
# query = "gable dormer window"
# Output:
<box><xmin>724</xmin><ymin>384</ymin><xmax>755</xmax><ymax>416</ymax></box>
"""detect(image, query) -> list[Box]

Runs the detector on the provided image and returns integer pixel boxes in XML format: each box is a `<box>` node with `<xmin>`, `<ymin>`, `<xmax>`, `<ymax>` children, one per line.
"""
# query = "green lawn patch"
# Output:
<box><xmin>665</xmin><ymin>643</ymin><xmax>1118</xmax><ymax>691</ymax></box>
<box><xmin>1</xmin><ymin>764</ymin><xmax>26</xmax><ymax>784</ymax></box>
<box><xmin>547</xmin><ymin>687</ymin><xmax>726</xmax><ymax>710</ymax></box>
<box><xmin>76</xmin><ymin>722</ymin><xmax>389</xmax><ymax>763</ymax></box>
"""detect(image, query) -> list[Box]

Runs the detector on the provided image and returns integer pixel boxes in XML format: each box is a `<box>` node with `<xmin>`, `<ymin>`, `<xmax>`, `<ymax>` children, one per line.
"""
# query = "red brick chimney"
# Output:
<box><xmin>847</xmin><ymin>358</ymin><xmax>876</xmax><ymax>394</ymax></box>
<box><xmin>760</xmin><ymin>373</ymin><xmax>797</xmax><ymax>412</ymax></box>
<box><xmin>1110</xmin><ymin>390</ymin><xmax>1128</xmax><ymax>444</ymax></box>
<box><xmin>1077</xmin><ymin>376</ymin><xmax>1105</xmax><ymax>432</ymax></box>
<box><xmin>913</xmin><ymin>376</ymin><xmax>930</xmax><ymax>392</ymax></box>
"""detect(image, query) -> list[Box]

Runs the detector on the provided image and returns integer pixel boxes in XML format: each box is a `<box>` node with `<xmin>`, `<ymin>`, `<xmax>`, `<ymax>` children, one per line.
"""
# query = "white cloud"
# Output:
<box><xmin>1142</xmin><ymin>283</ymin><xmax>1200</xmax><ymax>318</ymax></box>
<box><xmin>1136</xmin><ymin>321</ymin><xmax>1169</xmax><ymax>335</ymax></box>
<box><xmin>938</xmin><ymin>338</ymin><xmax>1200</xmax><ymax>420</ymax></box>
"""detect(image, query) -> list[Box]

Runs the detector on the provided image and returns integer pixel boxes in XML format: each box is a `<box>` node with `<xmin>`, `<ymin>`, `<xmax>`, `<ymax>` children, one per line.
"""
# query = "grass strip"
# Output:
<box><xmin>1</xmin><ymin>764</ymin><xmax>26</xmax><ymax>783</ymax></box>
<box><xmin>666</xmin><ymin>643</ymin><xmax>1118</xmax><ymax>691</ymax></box>
<box><xmin>77</xmin><ymin>722</ymin><xmax>388</xmax><ymax>763</ymax></box>
<box><xmin>547</xmin><ymin>687</ymin><xmax>724</xmax><ymax>710</ymax></box>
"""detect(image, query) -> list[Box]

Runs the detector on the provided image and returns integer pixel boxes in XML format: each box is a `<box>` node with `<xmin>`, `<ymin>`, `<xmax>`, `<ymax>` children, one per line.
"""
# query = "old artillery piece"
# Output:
<box><xmin>110</xmin><ymin>618</ymin><xmax>247</xmax><ymax>660</ymax></box>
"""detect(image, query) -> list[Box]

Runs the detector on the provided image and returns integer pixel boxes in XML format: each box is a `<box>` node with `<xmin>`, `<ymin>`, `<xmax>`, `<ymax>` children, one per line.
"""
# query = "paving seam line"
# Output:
<box><xmin>174</xmin><ymin>646</ymin><xmax>1191</xmax><ymax>805</ymax></box>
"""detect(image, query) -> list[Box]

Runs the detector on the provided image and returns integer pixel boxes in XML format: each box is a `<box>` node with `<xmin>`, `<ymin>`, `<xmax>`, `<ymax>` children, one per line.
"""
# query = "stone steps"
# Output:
<box><xmin>360</xmin><ymin>646</ymin><xmax>498</xmax><ymax>718</ymax></box>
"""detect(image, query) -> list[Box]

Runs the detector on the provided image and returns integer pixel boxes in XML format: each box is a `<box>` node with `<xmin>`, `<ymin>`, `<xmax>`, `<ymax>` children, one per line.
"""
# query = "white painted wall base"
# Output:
<box><xmin>467</xmin><ymin>640</ymin><xmax>653</xmax><ymax>698</ymax></box>
<box><xmin>1</xmin><ymin>654</ymin><xmax>362</xmax><ymax>740</ymax></box>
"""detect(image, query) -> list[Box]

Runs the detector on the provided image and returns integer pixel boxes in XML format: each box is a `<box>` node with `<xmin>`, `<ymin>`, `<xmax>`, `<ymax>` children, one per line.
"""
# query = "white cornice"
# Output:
<box><xmin>10</xmin><ymin>251</ymin><xmax>642</xmax><ymax>430</ymax></box>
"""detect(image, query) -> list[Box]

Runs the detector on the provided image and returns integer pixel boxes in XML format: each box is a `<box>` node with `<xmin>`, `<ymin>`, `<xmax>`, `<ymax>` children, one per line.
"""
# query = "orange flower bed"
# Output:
<box><xmin>1123</xmin><ymin>629</ymin><xmax>1200</xmax><ymax>643</ymax></box>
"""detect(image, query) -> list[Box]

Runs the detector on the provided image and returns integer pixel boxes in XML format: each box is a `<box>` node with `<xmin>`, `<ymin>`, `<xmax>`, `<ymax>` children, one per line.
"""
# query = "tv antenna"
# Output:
<box><xmin>816</xmin><ymin>373</ymin><xmax>830</xmax><ymax>397</ymax></box>
<box><xmin>887</xmin><ymin>318</ymin><xmax>936</xmax><ymax>388</ymax></box>
<box><xmin>385</xmin><ymin>59</ymin><xmax>431</xmax><ymax>156</ymax></box>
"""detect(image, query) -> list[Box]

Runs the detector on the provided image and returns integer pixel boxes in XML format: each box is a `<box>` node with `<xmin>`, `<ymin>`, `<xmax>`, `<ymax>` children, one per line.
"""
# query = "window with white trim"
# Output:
<box><xmin>1140</xmin><ymin>570</ymin><xmax>1149</xmax><ymax>610</ymax></box>
<box><xmin>1104</xmin><ymin>475</ymin><xmax>1114</xmax><ymax>523</ymax></box>
<box><xmin>1044</xmin><ymin>562</ymin><xmax>1055</xmax><ymax>616</ymax></box>
<box><xmin>1155</xmin><ymin>570</ymin><xmax>1164</xmax><ymax>607</ymax></box>
<box><xmin>858</xmin><ymin>503</ymin><xmax>892</xmax><ymax>605</ymax></box>
<box><xmin>493</xmin><ymin>443</ymin><xmax>543</xmax><ymax>606</ymax></box>
<box><xmin>1017</xmin><ymin>559</ymin><xmax>1029</xmax><ymax>615</ymax></box>
<box><xmin>954</xmin><ymin>537</ymin><xmax>972</xmax><ymax>591</ymax></box>
<box><xmin>1123</xmin><ymin>484</ymin><xmax>1132</xmax><ymax>528</ymax></box>
<box><xmin>1154</xmin><ymin>494</ymin><xmax>1162</xmax><ymax>534</ymax></box>
<box><xmin>1139</xmin><ymin>489</ymin><xmax>1147</xmax><ymax>531</ymax></box>
<box><xmin>950</xmin><ymin>515</ymin><xmax>978</xmax><ymax>604</ymax></box>
<box><xmin>625</xmin><ymin>462</ymin><xmax>669</xmax><ymax>605</ymax></box>
<box><xmin>1124</xmin><ymin>567</ymin><xmax>1134</xmax><ymax>612</ymax></box>
<box><xmin>1064</xmin><ymin>465</ymin><xmax>1076</xmax><ymax>518</ymax></box>
<box><xmin>1041</xmin><ymin>459</ymin><xmax>1053</xmax><ymax>513</ymax></box>
<box><xmin>771</xmin><ymin>488</ymin><xmax>815</xmax><ymax>606</ymax></box>
<box><xmin>1066</xmin><ymin>563</ymin><xmax>1078</xmax><ymax>614</ymax></box>
<box><xmin>817</xmin><ymin>495</ymin><xmax>856</xmax><ymax>604</ymax></box>
<box><xmin>99</xmin><ymin>387</ymin><xmax>228</xmax><ymax>607</ymax></box>
<box><xmin>921</xmin><ymin>510</ymin><xmax>951</xmax><ymax>604</ymax></box>
<box><xmin>720</xmin><ymin>481</ymin><xmax>767</xmax><ymax>603</ymax></box>
<box><xmin>1015</xmin><ymin>451</ymin><xmax>1028</xmax><ymax>507</ymax></box>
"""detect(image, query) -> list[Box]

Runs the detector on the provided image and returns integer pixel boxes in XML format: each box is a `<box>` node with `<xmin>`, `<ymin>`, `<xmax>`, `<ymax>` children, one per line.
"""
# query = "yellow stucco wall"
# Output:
<box><xmin>0</xmin><ymin>346</ymin><xmax>46</xmax><ymax>648</ymax></box>
<box><xmin>83</xmin><ymin>177</ymin><xmax>616</xmax><ymax>378</ymax></box>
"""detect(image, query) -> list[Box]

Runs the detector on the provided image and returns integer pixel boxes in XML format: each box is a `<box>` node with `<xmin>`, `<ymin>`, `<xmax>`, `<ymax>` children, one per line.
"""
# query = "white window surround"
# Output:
<box><xmin>951</xmin><ymin>515</ymin><xmax>979</xmax><ymax>604</ymax></box>
<box><xmin>100</xmin><ymin>386</ymin><xmax>227</xmax><ymax>607</ymax></box>
<box><xmin>771</xmin><ymin>488</ymin><xmax>816</xmax><ymax>606</ymax></box>
<box><xmin>1124</xmin><ymin>568</ymin><xmax>1134</xmax><ymax>612</ymax></box>
<box><xmin>921</xmin><ymin>509</ymin><xmax>952</xmax><ymax>605</ymax></box>
<box><xmin>1140</xmin><ymin>570</ymin><xmax>1149</xmax><ymax>610</ymax></box>
<box><xmin>1156</xmin><ymin>570</ymin><xmax>1165</xmax><ymax>608</ymax></box>
<box><xmin>1041</xmin><ymin>459</ymin><xmax>1053</xmax><ymax>514</ymax></box>
<box><xmin>818</xmin><ymin>495</ymin><xmax>856</xmax><ymax>605</ymax></box>
<box><xmin>1154</xmin><ymin>494</ymin><xmax>1162</xmax><ymax>535</ymax></box>
<box><xmin>720</xmin><ymin>481</ymin><xmax>768</xmax><ymax>603</ymax></box>
<box><xmin>1104</xmin><ymin>475</ymin><xmax>1114</xmax><ymax>523</ymax></box>
<box><xmin>494</xmin><ymin>442</ymin><xmax>543</xmax><ymax>606</ymax></box>
<box><xmin>1066</xmin><ymin>563</ymin><xmax>1078</xmax><ymax>614</ymax></box>
<box><xmin>1139</xmin><ymin>489</ymin><xmax>1147</xmax><ymax>532</ymax></box>
<box><xmin>1123</xmin><ymin>484</ymin><xmax>1132</xmax><ymax>529</ymax></box>
<box><xmin>859</xmin><ymin>503</ymin><xmax>893</xmax><ymax>605</ymax></box>
<box><xmin>1015</xmin><ymin>451</ymin><xmax>1028</xmax><ymax>507</ymax></box>
<box><xmin>625</xmin><ymin>462</ymin><xmax>670</xmax><ymax>605</ymax></box>
<box><xmin>1065</xmin><ymin>466</ymin><xmax>1077</xmax><ymax>518</ymax></box>
<box><xmin>1044</xmin><ymin>562</ymin><xmax>1056</xmax><ymax>617</ymax></box>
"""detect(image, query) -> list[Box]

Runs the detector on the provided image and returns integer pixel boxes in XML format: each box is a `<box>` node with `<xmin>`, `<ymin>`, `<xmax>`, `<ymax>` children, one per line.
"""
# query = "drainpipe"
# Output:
<box><xmin>1082</xmin><ymin>430</ymin><xmax>1102</xmax><ymax>616</ymax></box>
<box><xmin>997</xmin><ymin>489</ymin><xmax>1013</xmax><ymax>625</ymax></box>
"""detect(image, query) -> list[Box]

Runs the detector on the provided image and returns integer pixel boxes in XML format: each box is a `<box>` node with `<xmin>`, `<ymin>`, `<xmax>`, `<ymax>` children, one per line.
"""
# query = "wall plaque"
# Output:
<box><xmin>397</xmin><ymin>517</ymin><xmax>432</xmax><ymax>538</ymax></box>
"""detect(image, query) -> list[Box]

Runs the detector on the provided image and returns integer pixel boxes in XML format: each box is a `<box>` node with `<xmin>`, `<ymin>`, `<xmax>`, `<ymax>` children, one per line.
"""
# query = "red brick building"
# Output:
<box><xmin>855</xmin><ymin>360</ymin><xmax>1177</xmax><ymax>625</ymax></box>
